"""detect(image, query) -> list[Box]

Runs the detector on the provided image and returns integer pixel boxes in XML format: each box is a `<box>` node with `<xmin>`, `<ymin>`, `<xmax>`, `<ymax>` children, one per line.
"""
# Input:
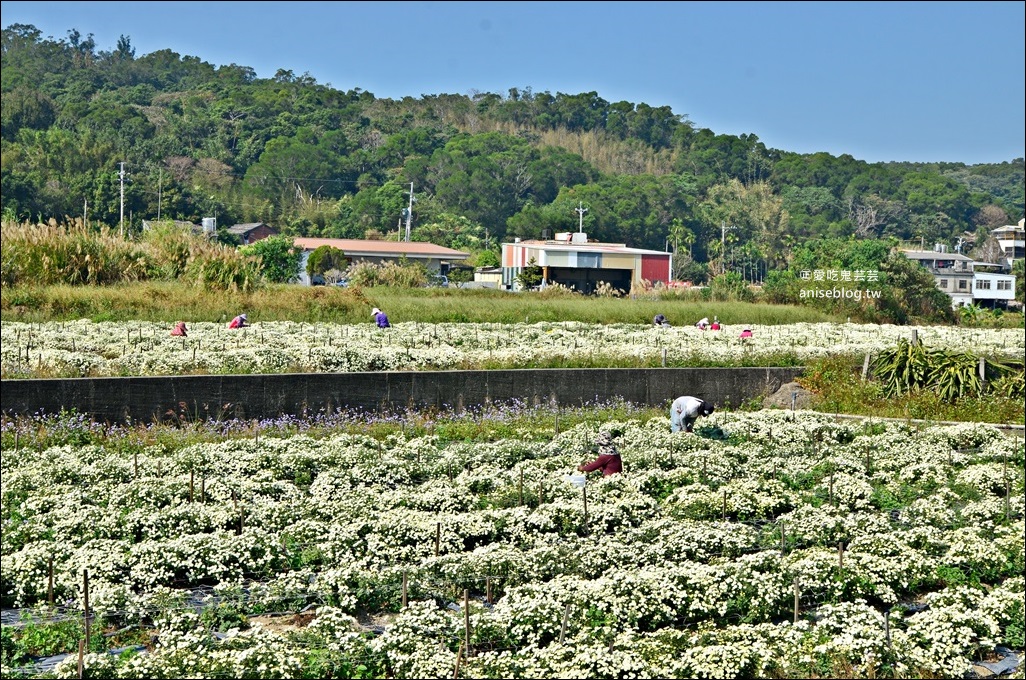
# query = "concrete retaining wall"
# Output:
<box><xmin>0</xmin><ymin>367</ymin><xmax>804</xmax><ymax>423</ymax></box>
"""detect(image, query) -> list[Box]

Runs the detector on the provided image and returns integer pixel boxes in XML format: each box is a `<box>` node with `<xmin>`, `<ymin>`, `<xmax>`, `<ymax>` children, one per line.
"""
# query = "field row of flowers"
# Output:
<box><xmin>2</xmin><ymin>320</ymin><xmax>1024</xmax><ymax>378</ymax></box>
<box><xmin>1</xmin><ymin>408</ymin><xmax>1023</xmax><ymax>678</ymax></box>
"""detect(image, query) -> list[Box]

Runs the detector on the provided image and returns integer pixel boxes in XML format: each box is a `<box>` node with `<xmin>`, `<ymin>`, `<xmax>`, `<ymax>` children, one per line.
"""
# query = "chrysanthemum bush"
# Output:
<box><xmin>2</xmin><ymin>409</ymin><xmax>1023</xmax><ymax>678</ymax></box>
<box><xmin>2</xmin><ymin>319</ymin><xmax>1023</xmax><ymax>377</ymax></box>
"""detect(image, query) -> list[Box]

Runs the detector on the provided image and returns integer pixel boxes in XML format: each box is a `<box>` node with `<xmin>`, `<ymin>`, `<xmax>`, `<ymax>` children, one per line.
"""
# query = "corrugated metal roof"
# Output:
<box><xmin>227</xmin><ymin>222</ymin><xmax>271</xmax><ymax>234</ymax></box>
<box><xmin>293</xmin><ymin>237</ymin><xmax>470</xmax><ymax>259</ymax></box>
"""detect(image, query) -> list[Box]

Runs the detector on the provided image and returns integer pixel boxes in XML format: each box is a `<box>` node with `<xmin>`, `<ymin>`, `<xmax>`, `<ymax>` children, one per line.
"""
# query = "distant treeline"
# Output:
<box><xmin>1</xmin><ymin>22</ymin><xmax>1023</xmax><ymax>283</ymax></box>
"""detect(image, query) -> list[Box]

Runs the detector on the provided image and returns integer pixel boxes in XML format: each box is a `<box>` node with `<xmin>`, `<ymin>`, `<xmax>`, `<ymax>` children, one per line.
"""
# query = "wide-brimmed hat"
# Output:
<box><xmin>240</xmin><ymin>314</ymin><xmax>247</xmax><ymax>320</ymax></box>
<box><xmin>371</xmin><ymin>308</ymin><xmax>381</xmax><ymax>316</ymax></box>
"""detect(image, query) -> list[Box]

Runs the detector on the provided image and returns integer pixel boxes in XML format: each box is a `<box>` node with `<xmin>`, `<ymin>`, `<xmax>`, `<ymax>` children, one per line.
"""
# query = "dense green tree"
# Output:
<box><xmin>239</xmin><ymin>234</ymin><xmax>302</xmax><ymax>283</ymax></box>
<box><xmin>411</xmin><ymin>213</ymin><xmax>485</xmax><ymax>251</ymax></box>
<box><xmin>305</xmin><ymin>244</ymin><xmax>348</xmax><ymax>278</ymax></box>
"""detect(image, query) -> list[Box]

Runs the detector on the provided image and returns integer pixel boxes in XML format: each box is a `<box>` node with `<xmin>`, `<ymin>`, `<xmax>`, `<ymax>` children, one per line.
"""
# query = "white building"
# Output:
<box><xmin>971</xmin><ymin>269</ymin><xmax>1016</xmax><ymax>305</ymax></box>
<box><xmin>902</xmin><ymin>248</ymin><xmax>1016</xmax><ymax>308</ymax></box>
<box><xmin>502</xmin><ymin>232</ymin><xmax>672</xmax><ymax>294</ymax></box>
<box><xmin>991</xmin><ymin>218</ymin><xmax>1025</xmax><ymax>270</ymax></box>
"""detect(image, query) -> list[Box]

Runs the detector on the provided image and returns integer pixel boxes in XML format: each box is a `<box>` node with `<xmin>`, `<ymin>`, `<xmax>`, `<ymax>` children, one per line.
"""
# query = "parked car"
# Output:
<box><xmin>426</xmin><ymin>274</ymin><xmax>449</xmax><ymax>288</ymax></box>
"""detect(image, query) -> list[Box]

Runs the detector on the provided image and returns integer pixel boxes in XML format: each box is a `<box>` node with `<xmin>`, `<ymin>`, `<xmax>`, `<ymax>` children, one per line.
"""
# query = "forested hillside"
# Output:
<box><xmin>2</xmin><ymin>23</ymin><xmax>1023</xmax><ymax>282</ymax></box>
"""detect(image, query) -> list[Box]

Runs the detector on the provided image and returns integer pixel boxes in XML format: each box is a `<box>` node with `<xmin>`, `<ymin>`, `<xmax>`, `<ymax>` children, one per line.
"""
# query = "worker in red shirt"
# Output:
<box><xmin>578</xmin><ymin>431</ymin><xmax>623</xmax><ymax>477</ymax></box>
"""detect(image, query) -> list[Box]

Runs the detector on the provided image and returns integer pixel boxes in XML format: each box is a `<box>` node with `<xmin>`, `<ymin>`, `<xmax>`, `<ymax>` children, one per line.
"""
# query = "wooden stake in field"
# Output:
<box><xmin>83</xmin><ymin>569</ymin><xmax>91</xmax><ymax>648</ymax></box>
<box><xmin>582</xmin><ymin>486</ymin><xmax>589</xmax><ymax>528</ymax></box>
<box><xmin>884</xmin><ymin>608</ymin><xmax>892</xmax><ymax>649</ymax></box>
<box><xmin>792</xmin><ymin>579</ymin><xmax>800</xmax><ymax>623</ymax></box>
<box><xmin>463</xmin><ymin>589</ymin><xmax>472</xmax><ymax>656</ymax></box>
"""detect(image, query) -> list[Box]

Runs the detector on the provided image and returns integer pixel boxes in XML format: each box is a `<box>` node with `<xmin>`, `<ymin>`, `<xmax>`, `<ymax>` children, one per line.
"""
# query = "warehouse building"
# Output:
<box><xmin>501</xmin><ymin>231</ymin><xmax>672</xmax><ymax>294</ymax></box>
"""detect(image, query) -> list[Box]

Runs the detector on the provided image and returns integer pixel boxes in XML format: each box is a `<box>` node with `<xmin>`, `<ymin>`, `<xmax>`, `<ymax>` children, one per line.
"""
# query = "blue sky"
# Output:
<box><xmin>3</xmin><ymin>0</ymin><xmax>1023</xmax><ymax>165</ymax></box>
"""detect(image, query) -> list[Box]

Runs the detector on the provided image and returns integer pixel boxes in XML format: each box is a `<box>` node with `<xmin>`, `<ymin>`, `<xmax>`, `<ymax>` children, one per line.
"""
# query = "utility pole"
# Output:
<box><xmin>720</xmin><ymin>221</ymin><xmax>737</xmax><ymax>274</ymax></box>
<box><xmin>404</xmin><ymin>182</ymin><xmax>414</xmax><ymax>242</ymax></box>
<box><xmin>157</xmin><ymin>169</ymin><xmax>162</xmax><ymax>221</ymax></box>
<box><xmin>575</xmin><ymin>201</ymin><xmax>587</xmax><ymax>233</ymax></box>
<box><xmin>83</xmin><ymin>199</ymin><xmax>88</xmax><ymax>229</ymax></box>
<box><xmin>119</xmin><ymin>162</ymin><xmax>126</xmax><ymax>237</ymax></box>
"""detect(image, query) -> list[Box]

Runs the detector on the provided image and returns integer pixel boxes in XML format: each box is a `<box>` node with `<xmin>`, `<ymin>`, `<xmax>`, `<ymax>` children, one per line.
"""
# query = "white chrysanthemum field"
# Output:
<box><xmin>1</xmin><ymin>405</ymin><xmax>1023</xmax><ymax>678</ymax></box>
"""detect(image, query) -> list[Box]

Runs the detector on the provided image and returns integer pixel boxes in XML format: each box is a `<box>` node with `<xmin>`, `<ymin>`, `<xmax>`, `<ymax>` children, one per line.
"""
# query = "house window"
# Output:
<box><xmin>997</xmin><ymin>280</ymin><xmax>1011</xmax><ymax>290</ymax></box>
<box><xmin>938</xmin><ymin>279</ymin><xmax>948</xmax><ymax>288</ymax></box>
<box><xmin>976</xmin><ymin>279</ymin><xmax>991</xmax><ymax>290</ymax></box>
<box><xmin>958</xmin><ymin>280</ymin><xmax>967</xmax><ymax>290</ymax></box>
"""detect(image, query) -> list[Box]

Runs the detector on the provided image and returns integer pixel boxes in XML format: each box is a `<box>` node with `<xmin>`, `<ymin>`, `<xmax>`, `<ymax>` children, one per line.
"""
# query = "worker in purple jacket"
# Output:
<box><xmin>372</xmin><ymin>307</ymin><xmax>390</xmax><ymax>328</ymax></box>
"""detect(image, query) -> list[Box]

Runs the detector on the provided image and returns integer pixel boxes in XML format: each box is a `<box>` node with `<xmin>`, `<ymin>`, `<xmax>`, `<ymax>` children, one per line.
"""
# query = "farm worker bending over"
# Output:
<box><xmin>670</xmin><ymin>396</ymin><xmax>715</xmax><ymax>433</ymax></box>
<box><xmin>695</xmin><ymin>317</ymin><xmax>710</xmax><ymax>330</ymax></box>
<box><xmin>372</xmin><ymin>307</ymin><xmax>390</xmax><ymax>328</ymax></box>
<box><xmin>739</xmin><ymin>326</ymin><xmax>753</xmax><ymax>339</ymax></box>
<box><xmin>227</xmin><ymin>314</ymin><xmax>247</xmax><ymax>329</ymax></box>
<box><xmin>578</xmin><ymin>430</ymin><xmax>623</xmax><ymax>477</ymax></box>
<box><xmin>170</xmin><ymin>321</ymin><xmax>188</xmax><ymax>337</ymax></box>
<box><xmin>653</xmin><ymin>314</ymin><xmax>671</xmax><ymax>327</ymax></box>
